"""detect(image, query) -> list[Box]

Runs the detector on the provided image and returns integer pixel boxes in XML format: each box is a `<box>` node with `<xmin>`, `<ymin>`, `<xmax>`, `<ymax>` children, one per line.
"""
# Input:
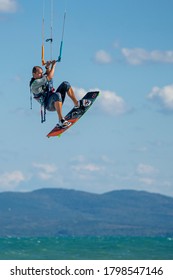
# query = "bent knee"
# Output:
<box><xmin>61</xmin><ymin>81</ymin><xmax>71</xmax><ymax>92</ymax></box>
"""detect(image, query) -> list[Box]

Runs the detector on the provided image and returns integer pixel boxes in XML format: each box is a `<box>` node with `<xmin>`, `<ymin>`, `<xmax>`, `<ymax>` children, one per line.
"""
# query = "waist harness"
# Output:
<box><xmin>29</xmin><ymin>78</ymin><xmax>47</xmax><ymax>123</ymax></box>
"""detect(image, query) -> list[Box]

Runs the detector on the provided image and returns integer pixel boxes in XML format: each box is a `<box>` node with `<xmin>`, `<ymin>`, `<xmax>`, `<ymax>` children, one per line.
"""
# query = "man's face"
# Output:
<box><xmin>33</xmin><ymin>67</ymin><xmax>43</xmax><ymax>79</ymax></box>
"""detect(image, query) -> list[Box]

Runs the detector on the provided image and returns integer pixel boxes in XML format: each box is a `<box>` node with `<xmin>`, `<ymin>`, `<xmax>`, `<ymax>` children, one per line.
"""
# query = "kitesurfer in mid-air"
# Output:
<box><xmin>30</xmin><ymin>60</ymin><xmax>91</xmax><ymax>127</ymax></box>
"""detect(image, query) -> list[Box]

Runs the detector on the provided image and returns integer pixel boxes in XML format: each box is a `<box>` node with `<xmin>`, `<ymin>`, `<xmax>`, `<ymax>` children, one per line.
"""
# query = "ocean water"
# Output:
<box><xmin>0</xmin><ymin>236</ymin><xmax>173</xmax><ymax>260</ymax></box>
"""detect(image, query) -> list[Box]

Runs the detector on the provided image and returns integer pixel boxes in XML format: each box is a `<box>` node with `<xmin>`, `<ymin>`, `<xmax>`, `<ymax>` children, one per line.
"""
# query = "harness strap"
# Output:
<box><xmin>40</xmin><ymin>96</ymin><xmax>46</xmax><ymax>123</ymax></box>
<box><xmin>30</xmin><ymin>88</ymin><xmax>33</xmax><ymax>110</ymax></box>
<box><xmin>29</xmin><ymin>78</ymin><xmax>35</xmax><ymax>110</ymax></box>
<box><xmin>29</xmin><ymin>78</ymin><xmax>47</xmax><ymax>123</ymax></box>
<box><xmin>41</xmin><ymin>105</ymin><xmax>46</xmax><ymax>123</ymax></box>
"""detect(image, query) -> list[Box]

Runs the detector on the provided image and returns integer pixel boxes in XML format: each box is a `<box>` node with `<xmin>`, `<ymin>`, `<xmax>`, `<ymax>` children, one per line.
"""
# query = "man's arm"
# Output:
<box><xmin>45</xmin><ymin>60</ymin><xmax>56</xmax><ymax>81</ymax></box>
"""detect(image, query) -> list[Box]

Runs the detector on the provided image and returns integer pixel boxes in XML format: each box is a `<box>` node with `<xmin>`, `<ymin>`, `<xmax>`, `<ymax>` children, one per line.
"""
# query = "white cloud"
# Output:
<box><xmin>72</xmin><ymin>87</ymin><xmax>128</xmax><ymax>116</ymax></box>
<box><xmin>0</xmin><ymin>0</ymin><xmax>17</xmax><ymax>13</ymax></box>
<box><xmin>73</xmin><ymin>87</ymin><xmax>87</xmax><ymax>100</ymax></box>
<box><xmin>137</xmin><ymin>163</ymin><xmax>158</xmax><ymax>175</ymax></box>
<box><xmin>98</xmin><ymin>90</ymin><xmax>128</xmax><ymax>115</ymax></box>
<box><xmin>135</xmin><ymin>164</ymin><xmax>159</xmax><ymax>188</ymax></box>
<box><xmin>33</xmin><ymin>163</ymin><xmax>57</xmax><ymax>180</ymax></box>
<box><xmin>148</xmin><ymin>84</ymin><xmax>173</xmax><ymax>111</ymax></box>
<box><xmin>139</xmin><ymin>177</ymin><xmax>156</xmax><ymax>186</ymax></box>
<box><xmin>72</xmin><ymin>163</ymin><xmax>101</xmax><ymax>172</ymax></box>
<box><xmin>0</xmin><ymin>170</ymin><xmax>25</xmax><ymax>188</ymax></box>
<box><xmin>94</xmin><ymin>50</ymin><xmax>112</xmax><ymax>64</ymax></box>
<box><xmin>71</xmin><ymin>155</ymin><xmax>103</xmax><ymax>174</ymax></box>
<box><xmin>70</xmin><ymin>158</ymin><xmax>104</xmax><ymax>185</ymax></box>
<box><xmin>121</xmin><ymin>48</ymin><xmax>173</xmax><ymax>65</ymax></box>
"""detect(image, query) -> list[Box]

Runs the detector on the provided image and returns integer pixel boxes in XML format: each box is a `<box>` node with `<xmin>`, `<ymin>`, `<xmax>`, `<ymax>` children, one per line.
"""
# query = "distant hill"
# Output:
<box><xmin>0</xmin><ymin>188</ymin><xmax>173</xmax><ymax>237</ymax></box>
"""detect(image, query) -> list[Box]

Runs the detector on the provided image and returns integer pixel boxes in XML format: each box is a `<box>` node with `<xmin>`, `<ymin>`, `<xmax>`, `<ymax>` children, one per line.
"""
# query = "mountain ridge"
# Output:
<box><xmin>0</xmin><ymin>188</ymin><xmax>173</xmax><ymax>237</ymax></box>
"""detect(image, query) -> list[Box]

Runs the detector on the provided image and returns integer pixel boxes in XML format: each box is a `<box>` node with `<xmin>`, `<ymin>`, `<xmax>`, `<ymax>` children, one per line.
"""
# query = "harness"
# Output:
<box><xmin>29</xmin><ymin>77</ymin><xmax>51</xmax><ymax>123</ymax></box>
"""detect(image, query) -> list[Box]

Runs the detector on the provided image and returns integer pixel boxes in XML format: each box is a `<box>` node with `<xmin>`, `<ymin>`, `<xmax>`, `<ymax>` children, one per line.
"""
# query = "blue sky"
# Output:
<box><xmin>0</xmin><ymin>0</ymin><xmax>173</xmax><ymax>197</ymax></box>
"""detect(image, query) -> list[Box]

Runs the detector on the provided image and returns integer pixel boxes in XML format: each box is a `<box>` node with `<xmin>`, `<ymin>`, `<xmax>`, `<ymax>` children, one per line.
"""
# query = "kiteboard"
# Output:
<box><xmin>47</xmin><ymin>91</ymin><xmax>99</xmax><ymax>138</ymax></box>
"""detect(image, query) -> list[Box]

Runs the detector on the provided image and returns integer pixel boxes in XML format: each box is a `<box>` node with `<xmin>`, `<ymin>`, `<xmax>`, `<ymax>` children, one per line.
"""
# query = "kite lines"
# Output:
<box><xmin>41</xmin><ymin>0</ymin><xmax>66</xmax><ymax>65</ymax></box>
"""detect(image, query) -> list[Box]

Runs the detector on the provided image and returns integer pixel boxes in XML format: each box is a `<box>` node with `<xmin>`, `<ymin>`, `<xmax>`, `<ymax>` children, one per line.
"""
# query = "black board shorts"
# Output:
<box><xmin>46</xmin><ymin>81</ymin><xmax>71</xmax><ymax>111</ymax></box>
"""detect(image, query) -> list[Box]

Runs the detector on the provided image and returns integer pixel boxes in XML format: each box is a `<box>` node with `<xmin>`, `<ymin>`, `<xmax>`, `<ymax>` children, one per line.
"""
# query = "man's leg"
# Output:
<box><xmin>46</xmin><ymin>91</ymin><xmax>70</xmax><ymax>127</ymax></box>
<box><xmin>67</xmin><ymin>87</ymin><xmax>78</xmax><ymax>107</ymax></box>
<box><xmin>54</xmin><ymin>100</ymin><xmax>71</xmax><ymax>127</ymax></box>
<box><xmin>67</xmin><ymin>86</ymin><xmax>91</xmax><ymax>108</ymax></box>
<box><xmin>54</xmin><ymin>100</ymin><xmax>63</xmax><ymax>121</ymax></box>
<box><xmin>56</xmin><ymin>82</ymin><xmax>79</xmax><ymax>107</ymax></box>
<box><xmin>56</xmin><ymin>81</ymin><xmax>90</xmax><ymax>110</ymax></box>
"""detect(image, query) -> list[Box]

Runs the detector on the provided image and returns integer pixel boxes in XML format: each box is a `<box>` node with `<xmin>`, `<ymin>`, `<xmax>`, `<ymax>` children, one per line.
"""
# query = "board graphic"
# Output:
<box><xmin>47</xmin><ymin>91</ymin><xmax>99</xmax><ymax>137</ymax></box>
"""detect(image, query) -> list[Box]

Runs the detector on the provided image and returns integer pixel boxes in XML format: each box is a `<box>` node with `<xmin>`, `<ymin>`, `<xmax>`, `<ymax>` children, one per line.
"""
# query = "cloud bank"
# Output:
<box><xmin>148</xmin><ymin>84</ymin><xmax>173</xmax><ymax>111</ymax></box>
<box><xmin>122</xmin><ymin>48</ymin><xmax>173</xmax><ymax>65</ymax></box>
<box><xmin>94</xmin><ymin>46</ymin><xmax>173</xmax><ymax>65</ymax></box>
<box><xmin>0</xmin><ymin>0</ymin><xmax>17</xmax><ymax>13</ymax></box>
<box><xmin>73</xmin><ymin>87</ymin><xmax>129</xmax><ymax>116</ymax></box>
<box><xmin>32</xmin><ymin>163</ymin><xmax>58</xmax><ymax>180</ymax></box>
<box><xmin>94</xmin><ymin>50</ymin><xmax>112</xmax><ymax>64</ymax></box>
<box><xmin>0</xmin><ymin>170</ymin><xmax>25</xmax><ymax>189</ymax></box>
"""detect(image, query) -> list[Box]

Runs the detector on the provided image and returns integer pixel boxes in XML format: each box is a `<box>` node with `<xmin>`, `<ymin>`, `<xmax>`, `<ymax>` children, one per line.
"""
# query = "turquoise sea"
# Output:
<box><xmin>0</xmin><ymin>236</ymin><xmax>173</xmax><ymax>260</ymax></box>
